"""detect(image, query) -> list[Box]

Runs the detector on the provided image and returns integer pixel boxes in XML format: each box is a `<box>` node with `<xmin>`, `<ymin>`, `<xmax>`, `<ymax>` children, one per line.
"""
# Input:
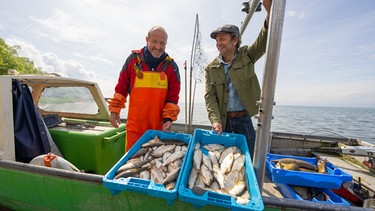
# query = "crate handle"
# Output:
<box><xmin>207</xmin><ymin>130</ymin><xmax>231</xmax><ymax>137</ymax></box>
<box><xmin>104</xmin><ymin>131</ymin><xmax>125</xmax><ymax>143</ymax></box>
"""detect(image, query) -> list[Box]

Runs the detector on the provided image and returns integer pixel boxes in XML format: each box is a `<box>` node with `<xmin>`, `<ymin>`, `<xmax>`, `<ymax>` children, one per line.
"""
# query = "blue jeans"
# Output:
<box><xmin>224</xmin><ymin>115</ymin><xmax>256</xmax><ymax>158</ymax></box>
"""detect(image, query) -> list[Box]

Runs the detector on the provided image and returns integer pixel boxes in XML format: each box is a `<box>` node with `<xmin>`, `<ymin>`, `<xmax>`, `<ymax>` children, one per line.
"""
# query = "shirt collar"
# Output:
<box><xmin>219</xmin><ymin>52</ymin><xmax>238</xmax><ymax>65</ymax></box>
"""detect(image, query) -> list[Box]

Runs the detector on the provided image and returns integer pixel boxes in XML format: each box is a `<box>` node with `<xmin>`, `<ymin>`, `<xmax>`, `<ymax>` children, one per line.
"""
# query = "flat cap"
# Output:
<box><xmin>210</xmin><ymin>24</ymin><xmax>240</xmax><ymax>39</ymax></box>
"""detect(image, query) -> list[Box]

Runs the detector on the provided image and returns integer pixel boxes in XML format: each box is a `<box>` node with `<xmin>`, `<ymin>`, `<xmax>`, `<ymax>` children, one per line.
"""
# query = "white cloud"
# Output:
<box><xmin>5</xmin><ymin>38</ymin><xmax>96</xmax><ymax>81</ymax></box>
<box><xmin>30</xmin><ymin>8</ymin><xmax>101</xmax><ymax>43</ymax></box>
<box><xmin>286</xmin><ymin>10</ymin><xmax>297</xmax><ymax>17</ymax></box>
<box><xmin>286</xmin><ymin>10</ymin><xmax>304</xmax><ymax>19</ymax></box>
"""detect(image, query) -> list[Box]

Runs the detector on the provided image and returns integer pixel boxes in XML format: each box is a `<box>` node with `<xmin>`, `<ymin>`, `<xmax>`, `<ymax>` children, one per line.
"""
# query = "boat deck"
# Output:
<box><xmin>262</xmin><ymin>173</ymin><xmax>284</xmax><ymax>198</ymax></box>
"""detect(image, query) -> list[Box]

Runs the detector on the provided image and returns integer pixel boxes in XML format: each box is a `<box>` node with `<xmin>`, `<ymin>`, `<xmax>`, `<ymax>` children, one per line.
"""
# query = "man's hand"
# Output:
<box><xmin>212</xmin><ymin>122</ymin><xmax>223</xmax><ymax>134</ymax></box>
<box><xmin>263</xmin><ymin>0</ymin><xmax>272</xmax><ymax>14</ymax></box>
<box><xmin>110</xmin><ymin>112</ymin><xmax>121</xmax><ymax>128</ymax></box>
<box><xmin>162</xmin><ymin>121</ymin><xmax>172</xmax><ymax>132</ymax></box>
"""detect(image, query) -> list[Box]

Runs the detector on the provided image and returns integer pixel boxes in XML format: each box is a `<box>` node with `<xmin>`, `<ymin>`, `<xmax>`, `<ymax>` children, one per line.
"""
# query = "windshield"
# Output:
<box><xmin>38</xmin><ymin>86</ymin><xmax>98</xmax><ymax>115</ymax></box>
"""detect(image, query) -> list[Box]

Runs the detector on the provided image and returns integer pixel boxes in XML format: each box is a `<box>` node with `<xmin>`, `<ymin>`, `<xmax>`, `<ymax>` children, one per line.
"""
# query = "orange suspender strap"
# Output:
<box><xmin>134</xmin><ymin>54</ymin><xmax>143</xmax><ymax>79</ymax></box>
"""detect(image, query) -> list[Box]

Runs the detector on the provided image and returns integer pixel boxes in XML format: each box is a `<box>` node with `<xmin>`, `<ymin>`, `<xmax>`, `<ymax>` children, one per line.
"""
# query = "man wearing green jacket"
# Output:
<box><xmin>204</xmin><ymin>0</ymin><xmax>272</xmax><ymax>158</ymax></box>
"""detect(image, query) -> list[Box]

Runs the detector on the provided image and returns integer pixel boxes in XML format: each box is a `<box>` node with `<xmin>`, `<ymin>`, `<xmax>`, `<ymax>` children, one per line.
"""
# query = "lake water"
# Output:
<box><xmin>173</xmin><ymin>103</ymin><xmax>375</xmax><ymax>144</ymax></box>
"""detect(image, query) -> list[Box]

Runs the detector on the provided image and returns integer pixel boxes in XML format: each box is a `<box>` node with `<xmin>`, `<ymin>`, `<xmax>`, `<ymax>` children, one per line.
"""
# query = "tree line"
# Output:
<box><xmin>0</xmin><ymin>37</ymin><xmax>42</xmax><ymax>75</ymax></box>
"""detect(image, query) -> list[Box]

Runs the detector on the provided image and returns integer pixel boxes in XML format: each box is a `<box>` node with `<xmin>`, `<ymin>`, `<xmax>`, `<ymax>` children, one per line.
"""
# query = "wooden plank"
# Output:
<box><xmin>0</xmin><ymin>77</ymin><xmax>15</xmax><ymax>160</ymax></box>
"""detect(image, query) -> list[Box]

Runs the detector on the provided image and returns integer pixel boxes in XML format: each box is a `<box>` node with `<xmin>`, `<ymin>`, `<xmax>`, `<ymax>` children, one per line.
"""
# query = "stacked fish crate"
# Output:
<box><xmin>266</xmin><ymin>153</ymin><xmax>352</xmax><ymax>206</ymax></box>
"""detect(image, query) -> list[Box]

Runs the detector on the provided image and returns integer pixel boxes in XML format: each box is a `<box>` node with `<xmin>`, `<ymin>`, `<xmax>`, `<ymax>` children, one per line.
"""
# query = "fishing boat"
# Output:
<box><xmin>1</xmin><ymin>76</ymin><xmax>374</xmax><ymax>211</ymax></box>
<box><xmin>1</xmin><ymin>1</ymin><xmax>375</xmax><ymax>211</ymax></box>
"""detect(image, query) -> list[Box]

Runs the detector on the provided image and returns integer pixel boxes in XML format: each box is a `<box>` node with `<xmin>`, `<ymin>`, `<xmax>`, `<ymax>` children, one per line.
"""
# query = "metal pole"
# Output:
<box><xmin>253</xmin><ymin>0</ymin><xmax>286</xmax><ymax>192</ymax></box>
<box><xmin>190</xmin><ymin>80</ymin><xmax>197</xmax><ymax>127</ymax></box>
<box><xmin>240</xmin><ymin>0</ymin><xmax>261</xmax><ymax>37</ymax></box>
<box><xmin>189</xmin><ymin>14</ymin><xmax>198</xmax><ymax>134</ymax></box>
<box><xmin>184</xmin><ymin>60</ymin><xmax>188</xmax><ymax>133</ymax></box>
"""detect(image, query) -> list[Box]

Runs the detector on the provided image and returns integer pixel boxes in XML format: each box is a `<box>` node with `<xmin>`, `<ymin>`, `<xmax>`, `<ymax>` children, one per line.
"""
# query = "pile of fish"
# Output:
<box><xmin>272</xmin><ymin>157</ymin><xmax>331</xmax><ymax>201</ymax></box>
<box><xmin>289</xmin><ymin>185</ymin><xmax>331</xmax><ymax>201</ymax></box>
<box><xmin>114</xmin><ymin>135</ymin><xmax>188</xmax><ymax>190</ymax></box>
<box><xmin>187</xmin><ymin>143</ymin><xmax>251</xmax><ymax>205</ymax></box>
<box><xmin>271</xmin><ymin>157</ymin><xmax>328</xmax><ymax>173</ymax></box>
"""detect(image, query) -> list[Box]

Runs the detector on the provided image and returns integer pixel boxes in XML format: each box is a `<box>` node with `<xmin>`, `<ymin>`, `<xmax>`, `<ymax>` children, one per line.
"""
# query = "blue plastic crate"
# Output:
<box><xmin>276</xmin><ymin>183</ymin><xmax>350</xmax><ymax>206</ymax></box>
<box><xmin>103</xmin><ymin>130</ymin><xmax>192</xmax><ymax>206</ymax></box>
<box><xmin>266</xmin><ymin>153</ymin><xmax>352</xmax><ymax>190</ymax></box>
<box><xmin>178</xmin><ymin>129</ymin><xmax>264</xmax><ymax>211</ymax></box>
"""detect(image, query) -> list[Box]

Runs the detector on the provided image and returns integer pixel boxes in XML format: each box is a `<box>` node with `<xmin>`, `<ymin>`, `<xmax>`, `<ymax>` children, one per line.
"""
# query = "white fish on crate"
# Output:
<box><xmin>188</xmin><ymin>143</ymin><xmax>251</xmax><ymax>205</ymax></box>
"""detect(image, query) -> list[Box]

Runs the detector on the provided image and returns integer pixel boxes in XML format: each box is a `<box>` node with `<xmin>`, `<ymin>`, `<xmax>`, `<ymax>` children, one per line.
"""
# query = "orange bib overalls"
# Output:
<box><xmin>125</xmin><ymin>70</ymin><xmax>168</xmax><ymax>151</ymax></box>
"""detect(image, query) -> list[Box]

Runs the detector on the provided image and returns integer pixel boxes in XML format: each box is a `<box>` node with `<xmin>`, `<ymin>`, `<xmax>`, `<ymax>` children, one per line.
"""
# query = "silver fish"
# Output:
<box><xmin>231</xmin><ymin>154</ymin><xmax>245</xmax><ymax>173</ymax></box>
<box><xmin>220</xmin><ymin>151</ymin><xmax>234</xmax><ymax>175</ymax></box>
<box><xmin>151</xmin><ymin>144</ymin><xmax>176</xmax><ymax>158</ymax></box>
<box><xmin>116</xmin><ymin>158</ymin><xmax>151</xmax><ymax>174</ymax></box>
<box><xmin>224</xmin><ymin>170</ymin><xmax>239</xmax><ymax>191</ymax></box>
<box><xmin>238</xmin><ymin>168</ymin><xmax>245</xmax><ymax>182</ymax></box>
<box><xmin>150</xmin><ymin>158</ymin><xmax>163</xmax><ymax>169</ymax></box>
<box><xmin>194</xmin><ymin>172</ymin><xmax>206</xmax><ymax>189</ymax></box>
<box><xmin>238</xmin><ymin>187</ymin><xmax>251</xmax><ymax>201</ymax></box>
<box><xmin>200</xmin><ymin>163</ymin><xmax>213</xmax><ymax>186</ymax></box>
<box><xmin>140</xmin><ymin>169</ymin><xmax>150</xmax><ymax>180</ymax></box>
<box><xmin>114</xmin><ymin>166</ymin><xmax>148</xmax><ymax>179</ymax></box>
<box><xmin>219</xmin><ymin>146</ymin><xmax>235</xmax><ymax>164</ymax></box>
<box><xmin>233</xmin><ymin>146</ymin><xmax>242</xmax><ymax>155</ymax></box>
<box><xmin>130</xmin><ymin>147</ymin><xmax>149</xmax><ymax>159</ymax></box>
<box><xmin>143</xmin><ymin>148</ymin><xmax>153</xmax><ymax>160</ymax></box>
<box><xmin>162</xmin><ymin>151</ymin><xmax>172</xmax><ymax>163</ymax></box>
<box><xmin>165</xmin><ymin>182</ymin><xmax>176</xmax><ymax>190</ymax></box>
<box><xmin>160</xmin><ymin>165</ymin><xmax>169</xmax><ymax>176</ymax></box>
<box><xmin>126</xmin><ymin>157</ymin><xmax>141</xmax><ymax>164</ymax></box>
<box><xmin>233</xmin><ymin>152</ymin><xmax>241</xmax><ymax>160</ymax></box>
<box><xmin>213</xmin><ymin>165</ymin><xmax>225</xmax><ymax>190</ymax></box>
<box><xmin>271</xmin><ymin>158</ymin><xmax>318</xmax><ymax>172</ymax></box>
<box><xmin>188</xmin><ymin>166</ymin><xmax>199</xmax><ymax>189</ymax></box>
<box><xmin>202</xmin><ymin>143</ymin><xmax>225</xmax><ymax>151</ymax></box>
<box><xmin>235</xmin><ymin>183</ymin><xmax>250</xmax><ymax>204</ymax></box>
<box><xmin>181</xmin><ymin>145</ymin><xmax>188</xmax><ymax>152</ymax></box>
<box><xmin>202</xmin><ymin>153</ymin><xmax>212</xmax><ymax>171</ymax></box>
<box><xmin>160</xmin><ymin>139</ymin><xmax>187</xmax><ymax>146</ymax></box>
<box><xmin>195</xmin><ymin>142</ymin><xmax>201</xmax><ymax>150</ymax></box>
<box><xmin>209</xmin><ymin>180</ymin><xmax>220</xmax><ymax>192</ymax></box>
<box><xmin>175</xmin><ymin>145</ymin><xmax>182</xmax><ymax>152</ymax></box>
<box><xmin>141</xmin><ymin>135</ymin><xmax>164</xmax><ymax>147</ymax></box>
<box><xmin>151</xmin><ymin>165</ymin><xmax>164</xmax><ymax>184</ymax></box>
<box><xmin>162</xmin><ymin>150</ymin><xmax>185</xmax><ymax>166</ymax></box>
<box><xmin>193</xmin><ymin>148</ymin><xmax>203</xmax><ymax>170</ymax></box>
<box><xmin>290</xmin><ymin>185</ymin><xmax>315</xmax><ymax>200</ymax></box>
<box><xmin>213</xmin><ymin>149</ymin><xmax>223</xmax><ymax>162</ymax></box>
<box><xmin>163</xmin><ymin>167</ymin><xmax>181</xmax><ymax>185</ymax></box>
<box><xmin>236</xmin><ymin>196</ymin><xmax>249</xmax><ymax>205</ymax></box>
<box><xmin>141</xmin><ymin>162</ymin><xmax>151</xmax><ymax>169</ymax></box>
<box><xmin>208</xmin><ymin>151</ymin><xmax>219</xmax><ymax>168</ymax></box>
<box><xmin>169</xmin><ymin>159</ymin><xmax>182</xmax><ymax>171</ymax></box>
<box><xmin>229</xmin><ymin>181</ymin><xmax>246</xmax><ymax>197</ymax></box>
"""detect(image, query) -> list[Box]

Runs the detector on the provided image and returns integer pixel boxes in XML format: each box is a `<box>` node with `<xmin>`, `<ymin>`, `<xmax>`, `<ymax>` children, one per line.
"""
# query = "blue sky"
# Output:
<box><xmin>1</xmin><ymin>0</ymin><xmax>374</xmax><ymax>108</ymax></box>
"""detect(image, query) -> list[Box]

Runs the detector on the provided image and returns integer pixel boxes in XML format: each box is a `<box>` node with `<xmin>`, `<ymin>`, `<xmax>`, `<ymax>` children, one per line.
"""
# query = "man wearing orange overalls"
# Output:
<box><xmin>107</xmin><ymin>26</ymin><xmax>181</xmax><ymax>151</ymax></box>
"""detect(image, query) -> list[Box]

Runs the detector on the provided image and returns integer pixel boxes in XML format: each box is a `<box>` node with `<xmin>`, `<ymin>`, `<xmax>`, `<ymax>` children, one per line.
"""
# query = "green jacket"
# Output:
<box><xmin>204</xmin><ymin>26</ymin><xmax>268</xmax><ymax>128</ymax></box>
